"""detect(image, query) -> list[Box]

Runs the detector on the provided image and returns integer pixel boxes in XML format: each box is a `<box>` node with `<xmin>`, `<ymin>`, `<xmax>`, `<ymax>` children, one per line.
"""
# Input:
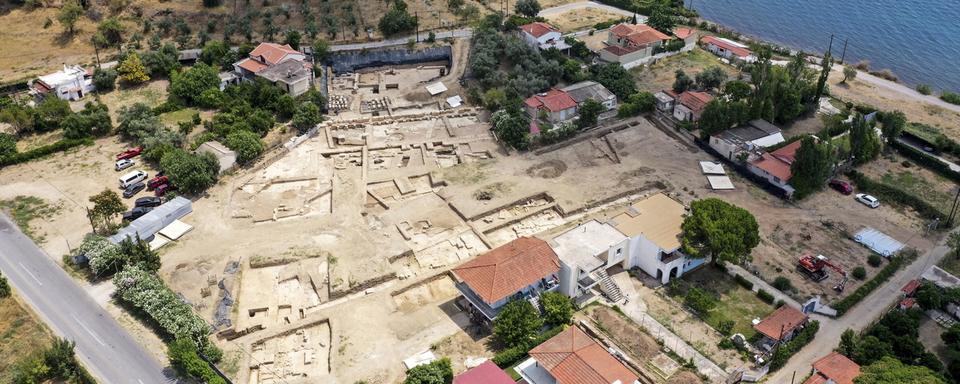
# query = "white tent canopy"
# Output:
<box><xmin>853</xmin><ymin>227</ymin><xmax>904</xmax><ymax>257</ymax></box>
<box><xmin>425</xmin><ymin>82</ymin><xmax>448</xmax><ymax>96</ymax></box>
<box><xmin>109</xmin><ymin>197</ymin><xmax>192</xmax><ymax>244</ymax></box>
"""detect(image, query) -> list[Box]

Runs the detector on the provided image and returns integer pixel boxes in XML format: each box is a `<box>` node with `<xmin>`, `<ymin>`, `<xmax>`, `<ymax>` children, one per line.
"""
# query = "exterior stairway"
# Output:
<box><xmin>595</xmin><ymin>269</ymin><xmax>624</xmax><ymax>303</ymax></box>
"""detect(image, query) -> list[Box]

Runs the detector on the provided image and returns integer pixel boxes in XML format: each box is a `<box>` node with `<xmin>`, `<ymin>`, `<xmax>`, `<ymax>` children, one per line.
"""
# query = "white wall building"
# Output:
<box><xmin>30</xmin><ymin>65</ymin><xmax>94</xmax><ymax>101</ymax></box>
<box><xmin>518</xmin><ymin>22</ymin><xmax>569</xmax><ymax>51</ymax></box>
<box><xmin>709</xmin><ymin>119</ymin><xmax>786</xmax><ymax>162</ymax></box>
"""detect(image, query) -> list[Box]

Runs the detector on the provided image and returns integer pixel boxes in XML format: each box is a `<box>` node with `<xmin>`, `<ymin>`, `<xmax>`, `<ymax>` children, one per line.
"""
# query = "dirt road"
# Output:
<box><xmin>537</xmin><ymin>1</ymin><xmax>642</xmax><ymax>19</ymax></box>
<box><xmin>850</xmin><ymin>69</ymin><xmax>960</xmax><ymax>114</ymax></box>
<box><xmin>766</xmin><ymin>238</ymin><xmax>953</xmax><ymax>382</ymax></box>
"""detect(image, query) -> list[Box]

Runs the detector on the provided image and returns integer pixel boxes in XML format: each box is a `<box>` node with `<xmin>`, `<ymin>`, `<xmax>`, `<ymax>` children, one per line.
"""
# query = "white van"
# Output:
<box><xmin>119</xmin><ymin>170</ymin><xmax>148</xmax><ymax>189</ymax></box>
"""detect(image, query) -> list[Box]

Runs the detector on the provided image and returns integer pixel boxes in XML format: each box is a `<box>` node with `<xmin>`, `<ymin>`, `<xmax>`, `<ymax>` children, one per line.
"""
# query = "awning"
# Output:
<box><xmin>707</xmin><ymin>175</ymin><xmax>734</xmax><ymax>190</ymax></box>
<box><xmin>700</xmin><ymin>161</ymin><xmax>726</xmax><ymax>175</ymax></box>
<box><xmin>425</xmin><ymin>82</ymin><xmax>448</xmax><ymax>96</ymax></box>
<box><xmin>158</xmin><ymin>220</ymin><xmax>193</xmax><ymax>240</ymax></box>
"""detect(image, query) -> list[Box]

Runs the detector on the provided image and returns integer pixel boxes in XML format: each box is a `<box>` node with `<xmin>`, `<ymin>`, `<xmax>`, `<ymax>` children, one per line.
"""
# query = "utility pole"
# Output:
<box><xmin>839</xmin><ymin>39</ymin><xmax>848</xmax><ymax>63</ymax></box>
<box><xmin>827</xmin><ymin>34</ymin><xmax>834</xmax><ymax>57</ymax></box>
<box><xmin>415</xmin><ymin>11</ymin><xmax>419</xmax><ymax>43</ymax></box>
<box><xmin>948</xmin><ymin>187</ymin><xmax>960</xmax><ymax>226</ymax></box>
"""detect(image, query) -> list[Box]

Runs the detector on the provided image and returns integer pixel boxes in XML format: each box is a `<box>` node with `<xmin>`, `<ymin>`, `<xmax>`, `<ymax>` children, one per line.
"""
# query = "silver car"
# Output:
<box><xmin>115</xmin><ymin>158</ymin><xmax>135</xmax><ymax>171</ymax></box>
<box><xmin>855</xmin><ymin>193</ymin><xmax>880</xmax><ymax>208</ymax></box>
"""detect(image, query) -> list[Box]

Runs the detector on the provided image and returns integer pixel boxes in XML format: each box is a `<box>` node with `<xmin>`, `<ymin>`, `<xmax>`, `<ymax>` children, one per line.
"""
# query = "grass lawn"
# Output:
<box><xmin>631</xmin><ymin>47</ymin><xmax>737</xmax><ymax>93</ymax></box>
<box><xmin>879</xmin><ymin>169</ymin><xmax>954</xmax><ymax>213</ymax></box>
<box><xmin>0</xmin><ymin>295</ymin><xmax>53</xmax><ymax>382</ymax></box>
<box><xmin>904</xmin><ymin>122</ymin><xmax>944</xmax><ymax>145</ymax></box>
<box><xmin>159</xmin><ymin>107</ymin><xmax>200</xmax><ymax>127</ymax></box>
<box><xmin>667</xmin><ymin>266</ymin><xmax>775</xmax><ymax>339</ymax></box>
<box><xmin>505</xmin><ymin>360</ymin><xmax>523</xmax><ymax>381</ymax></box>
<box><xmin>0</xmin><ymin>196</ymin><xmax>61</xmax><ymax>243</ymax></box>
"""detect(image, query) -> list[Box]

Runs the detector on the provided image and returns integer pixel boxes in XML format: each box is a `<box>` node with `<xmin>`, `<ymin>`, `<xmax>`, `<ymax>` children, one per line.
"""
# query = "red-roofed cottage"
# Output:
<box><xmin>519</xmin><ymin>22</ymin><xmax>569</xmax><ymax>51</ymax></box>
<box><xmin>753</xmin><ymin>305</ymin><xmax>810</xmax><ymax>351</ymax></box>
<box><xmin>525</xmin><ymin>89</ymin><xmax>580</xmax><ymax>123</ymax></box>
<box><xmin>600</xmin><ymin>23</ymin><xmax>672</xmax><ymax>68</ymax></box>
<box><xmin>672</xmin><ymin>91</ymin><xmax>713</xmax><ymax>121</ymax></box>
<box><xmin>516</xmin><ymin>326</ymin><xmax>641</xmax><ymax>384</ymax></box>
<box><xmin>232</xmin><ymin>42</ymin><xmax>313</xmax><ymax>96</ymax></box>
<box><xmin>701</xmin><ymin>36</ymin><xmax>757</xmax><ymax>62</ymax></box>
<box><xmin>748</xmin><ymin>139</ymin><xmax>805</xmax><ymax>197</ymax></box>
<box><xmin>454</xmin><ymin>361</ymin><xmax>514</xmax><ymax>384</ymax></box>
<box><xmin>452</xmin><ymin>237</ymin><xmax>560</xmax><ymax>324</ymax></box>
<box><xmin>803</xmin><ymin>352</ymin><xmax>860</xmax><ymax>384</ymax></box>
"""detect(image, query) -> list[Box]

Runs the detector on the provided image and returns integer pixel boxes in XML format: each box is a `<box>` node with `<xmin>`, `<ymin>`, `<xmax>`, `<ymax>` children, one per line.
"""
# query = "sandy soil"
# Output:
<box><xmin>543</xmin><ymin>7</ymin><xmax>625</xmax><ymax>33</ymax></box>
<box><xmin>631</xmin><ymin>47</ymin><xmax>739</xmax><ymax>94</ymax></box>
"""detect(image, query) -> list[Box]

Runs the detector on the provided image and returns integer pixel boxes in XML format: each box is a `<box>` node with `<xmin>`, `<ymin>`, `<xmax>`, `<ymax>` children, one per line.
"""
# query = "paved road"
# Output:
<box><xmin>897</xmin><ymin>137</ymin><xmax>960</xmax><ymax>173</ymax></box>
<box><xmin>0</xmin><ymin>214</ymin><xmax>173</xmax><ymax>384</ymax></box>
<box><xmin>766</xmin><ymin>239</ymin><xmax>951</xmax><ymax>383</ymax></box>
<box><xmin>329</xmin><ymin>29</ymin><xmax>472</xmax><ymax>52</ymax></box>
<box><xmin>537</xmin><ymin>0</ymin><xmax>643</xmax><ymax>19</ymax></box>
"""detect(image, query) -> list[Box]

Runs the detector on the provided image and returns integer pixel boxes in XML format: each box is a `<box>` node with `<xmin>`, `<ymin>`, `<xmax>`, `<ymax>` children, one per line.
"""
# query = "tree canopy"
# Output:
<box><xmin>590</xmin><ymin>63</ymin><xmax>636</xmax><ymax>99</ymax></box>
<box><xmin>695</xmin><ymin>67</ymin><xmax>727</xmax><ymax>90</ymax></box>
<box><xmin>159</xmin><ymin>149</ymin><xmax>219</xmax><ymax>195</ymax></box>
<box><xmin>514</xmin><ymin>0</ymin><xmax>541</xmax><ymax>17</ymax></box>
<box><xmin>646</xmin><ymin>5</ymin><xmax>675</xmax><ymax>34</ymax></box>
<box><xmin>790</xmin><ymin>136</ymin><xmax>834</xmax><ymax>199</ymax></box>
<box><xmin>224</xmin><ymin>129</ymin><xmax>264</xmax><ymax>164</ymax></box>
<box><xmin>88</xmin><ymin>189</ymin><xmax>125</xmax><ymax>235</ymax></box>
<box><xmin>57</xmin><ymin>0</ymin><xmax>83</xmax><ymax>34</ymax></box>
<box><xmin>680</xmin><ymin>198</ymin><xmax>759</xmax><ymax>265</ymax></box>
<box><xmin>118</xmin><ymin>53</ymin><xmax>150</xmax><ymax>84</ymax></box>
<box><xmin>854</xmin><ymin>356</ymin><xmax>945</xmax><ymax>384</ymax></box>
<box><xmin>577</xmin><ymin>99</ymin><xmax>603</xmax><ymax>129</ymax></box>
<box><xmin>493</xmin><ymin>299</ymin><xmax>543</xmax><ymax>348</ymax></box>
<box><xmin>169</xmin><ymin>63</ymin><xmax>221</xmax><ymax>106</ymax></box>
<box><xmin>379</xmin><ymin>0</ymin><xmax>418</xmax><ymax>36</ymax></box>
<box><xmin>848</xmin><ymin>113</ymin><xmax>881</xmax><ymax>165</ymax></box>
<box><xmin>404</xmin><ymin>357</ymin><xmax>453</xmax><ymax>384</ymax></box>
<box><xmin>540</xmin><ymin>291</ymin><xmax>573</xmax><ymax>326</ymax></box>
<box><xmin>673</xmin><ymin>70</ymin><xmax>693</xmax><ymax>93</ymax></box>
<box><xmin>490</xmin><ymin>105</ymin><xmax>530</xmax><ymax>151</ymax></box>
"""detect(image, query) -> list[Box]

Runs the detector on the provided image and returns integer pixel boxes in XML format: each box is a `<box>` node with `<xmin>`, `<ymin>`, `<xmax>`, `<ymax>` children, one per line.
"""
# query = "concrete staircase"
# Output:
<box><xmin>595</xmin><ymin>269</ymin><xmax>624</xmax><ymax>303</ymax></box>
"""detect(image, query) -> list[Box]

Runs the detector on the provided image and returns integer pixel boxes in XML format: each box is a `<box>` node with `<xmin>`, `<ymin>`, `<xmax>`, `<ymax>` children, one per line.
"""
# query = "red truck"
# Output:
<box><xmin>116</xmin><ymin>146</ymin><xmax>143</xmax><ymax>160</ymax></box>
<box><xmin>147</xmin><ymin>175</ymin><xmax>168</xmax><ymax>190</ymax></box>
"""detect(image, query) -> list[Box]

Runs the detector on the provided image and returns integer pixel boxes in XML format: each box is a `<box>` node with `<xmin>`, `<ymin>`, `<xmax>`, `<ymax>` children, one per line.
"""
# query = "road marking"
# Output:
<box><xmin>18</xmin><ymin>262</ymin><xmax>42</xmax><ymax>286</ymax></box>
<box><xmin>71</xmin><ymin>314</ymin><xmax>106</xmax><ymax>346</ymax></box>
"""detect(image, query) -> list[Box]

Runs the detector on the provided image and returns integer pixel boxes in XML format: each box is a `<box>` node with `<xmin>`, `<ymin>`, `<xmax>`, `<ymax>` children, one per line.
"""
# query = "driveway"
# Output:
<box><xmin>0</xmin><ymin>214</ymin><xmax>174</xmax><ymax>383</ymax></box>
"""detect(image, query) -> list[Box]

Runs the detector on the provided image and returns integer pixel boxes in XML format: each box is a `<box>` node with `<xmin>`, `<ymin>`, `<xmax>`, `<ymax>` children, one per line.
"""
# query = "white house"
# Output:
<box><xmin>550</xmin><ymin>220</ymin><xmax>629</xmax><ymax>306</ymax></box>
<box><xmin>518</xmin><ymin>22</ymin><xmax>569</xmax><ymax>51</ymax></box>
<box><xmin>709</xmin><ymin>119</ymin><xmax>786</xmax><ymax>161</ymax></box>
<box><xmin>233</xmin><ymin>42</ymin><xmax>313</xmax><ymax>96</ymax></box>
<box><xmin>30</xmin><ymin>65</ymin><xmax>94</xmax><ymax>101</ymax></box>
<box><xmin>701</xmin><ymin>35</ymin><xmax>757</xmax><ymax>63</ymax></box>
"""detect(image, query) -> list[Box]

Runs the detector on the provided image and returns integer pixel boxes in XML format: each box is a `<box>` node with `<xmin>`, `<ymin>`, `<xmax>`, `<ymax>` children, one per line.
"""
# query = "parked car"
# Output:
<box><xmin>123</xmin><ymin>181</ymin><xmax>146</xmax><ymax>198</ymax></box>
<box><xmin>115</xmin><ymin>159</ymin><xmax>135</xmax><ymax>171</ymax></box>
<box><xmin>154</xmin><ymin>184</ymin><xmax>177</xmax><ymax>197</ymax></box>
<box><xmin>119</xmin><ymin>170</ymin><xmax>148</xmax><ymax>188</ymax></box>
<box><xmin>134</xmin><ymin>196</ymin><xmax>162</xmax><ymax>208</ymax></box>
<box><xmin>828</xmin><ymin>179</ymin><xmax>853</xmax><ymax>195</ymax></box>
<box><xmin>122</xmin><ymin>206</ymin><xmax>153</xmax><ymax>221</ymax></box>
<box><xmin>147</xmin><ymin>175</ymin><xmax>169</xmax><ymax>190</ymax></box>
<box><xmin>116</xmin><ymin>146</ymin><xmax>143</xmax><ymax>160</ymax></box>
<box><xmin>856</xmin><ymin>193</ymin><xmax>880</xmax><ymax>208</ymax></box>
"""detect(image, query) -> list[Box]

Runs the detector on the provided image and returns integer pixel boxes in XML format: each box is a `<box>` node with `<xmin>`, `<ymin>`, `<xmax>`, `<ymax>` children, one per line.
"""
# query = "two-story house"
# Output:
<box><xmin>452</xmin><ymin>237</ymin><xmax>561</xmax><ymax>325</ymax></box>
<box><xmin>599</xmin><ymin>23</ymin><xmax>671</xmax><ymax>69</ymax></box>
<box><xmin>524</xmin><ymin>89</ymin><xmax>579</xmax><ymax>124</ymax></box>
<box><xmin>748</xmin><ymin>138</ymin><xmax>803</xmax><ymax>198</ymax></box>
<box><xmin>30</xmin><ymin>65</ymin><xmax>94</xmax><ymax>101</ymax></box>
<box><xmin>550</xmin><ymin>220</ymin><xmax>630</xmax><ymax>306</ymax></box>
<box><xmin>518</xmin><ymin>22</ymin><xmax>569</xmax><ymax>51</ymax></box>
<box><xmin>516</xmin><ymin>326</ymin><xmax>641</xmax><ymax>384</ymax></box>
<box><xmin>233</xmin><ymin>42</ymin><xmax>313</xmax><ymax>96</ymax></box>
<box><xmin>709</xmin><ymin>119</ymin><xmax>786</xmax><ymax>162</ymax></box>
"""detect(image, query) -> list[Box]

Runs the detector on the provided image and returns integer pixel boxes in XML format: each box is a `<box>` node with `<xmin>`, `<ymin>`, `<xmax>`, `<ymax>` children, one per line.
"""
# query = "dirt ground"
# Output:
<box><xmin>859</xmin><ymin>151</ymin><xmax>958</xmax><ymax>215</ymax></box>
<box><xmin>0</xmin><ymin>0</ymin><xmax>487</xmax><ymax>82</ymax></box>
<box><xmin>542</xmin><ymin>7</ymin><xmax>625</xmax><ymax>33</ymax></box>
<box><xmin>666</xmin><ymin>371</ymin><xmax>704</xmax><ymax>384</ymax></box>
<box><xmin>631</xmin><ymin>47</ymin><xmax>740</xmax><ymax>93</ymax></box>
<box><xmin>0</xmin><ymin>294</ymin><xmax>53</xmax><ymax>382</ymax></box>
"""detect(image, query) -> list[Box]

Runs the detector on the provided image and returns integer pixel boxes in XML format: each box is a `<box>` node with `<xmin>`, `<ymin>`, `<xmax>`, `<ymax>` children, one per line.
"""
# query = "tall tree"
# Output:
<box><xmin>680</xmin><ymin>198</ymin><xmax>760</xmax><ymax>265</ymax></box>
<box><xmin>493</xmin><ymin>300</ymin><xmax>543</xmax><ymax>348</ymax></box>
<box><xmin>854</xmin><ymin>356</ymin><xmax>945</xmax><ymax>384</ymax></box>
<box><xmin>590</xmin><ymin>63</ymin><xmax>636</xmax><ymax>99</ymax></box>
<box><xmin>646</xmin><ymin>6</ymin><xmax>675</xmax><ymax>34</ymax></box>
<box><xmin>879</xmin><ymin>110</ymin><xmax>906</xmax><ymax>145</ymax></box>
<box><xmin>815</xmin><ymin>51</ymin><xmax>833</xmax><ymax>102</ymax></box>
<box><xmin>404</xmin><ymin>358</ymin><xmax>453</xmax><ymax>384</ymax></box>
<box><xmin>88</xmin><ymin>189</ymin><xmax>124</xmax><ymax>235</ymax></box>
<box><xmin>839</xmin><ymin>329</ymin><xmax>859</xmax><ymax>358</ymax></box>
<box><xmin>790</xmin><ymin>137</ymin><xmax>834</xmax><ymax>199</ymax></box>
<box><xmin>117</xmin><ymin>53</ymin><xmax>150</xmax><ymax>84</ymax></box>
<box><xmin>514</xmin><ymin>0</ymin><xmax>541</xmax><ymax>17</ymax></box>
<box><xmin>849</xmin><ymin>113</ymin><xmax>881</xmax><ymax>165</ymax></box>
<box><xmin>540</xmin><ymin>291</ymin><xmax>573</xmax><ymax>326</ymax></box>
<box><xmin>168</xmin><ymin>63</ymin><xmax>220</xmax><ymax>106</ymax></box>
<box><xmin>842</xmin><ymin>66</ymin><xmax>858</xmax><ymax>83</ymax></box>
<box><xmin>673</xmin><ymin>69</ymin><xmax>693</xmax><ymax>93</ymax></box>
<box><xmin>577</xmin><ymin>99</ymin><xmax>603</xmax><ymax>129</ymax></box>
<box><xmin>695</xmin><ymin>66</ymin><xmax>727</xmax><ymax>90</ymax></box>
<box><xmin>58</xmin><ymin>0</ymin><xmax>84</xmax><ymax>34</ymax></box>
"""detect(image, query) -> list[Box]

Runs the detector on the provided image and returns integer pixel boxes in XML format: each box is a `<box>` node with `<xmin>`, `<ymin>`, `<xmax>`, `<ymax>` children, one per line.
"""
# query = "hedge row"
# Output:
<box><xmin>769</xmin><ymin>320</ymin><xmax>820</xmax><ymax>371</ymax></box>
<box><xmin>734</xmin><ymin>274</ymin><xmax>754</xmax><ymax>290</ymax></box>
<box><xmin>846</xmin><ymin>170</ymin><xmax>948</xmax><ymax>223</ymax></box>
<box><xmin>831</xmin><ymin>250</ymin><xmax>916</xmax><ymax>316</ymax></box>
<box><xmin>756</xmin><ymin>289</ymin><xmax>775</xmax><ymax>304</ymax></box>
<box><xmin>891</xmin><ymin>140</ymin><xmax>960</xmax><ymax>183</ymax></box>
<box><xmin>493</xmin><ymin>325</ymin><xmax>565</xmax><ymax>368</ymax></box>
<box><xmin>0</xmin><ymin>138</ymin><xmax>93</xmax><ymax>168</ymax></box>
<box><xmin>112</xmin><ymin>266</ymin><xmax>213</xmax><ymax>349</ymax></box>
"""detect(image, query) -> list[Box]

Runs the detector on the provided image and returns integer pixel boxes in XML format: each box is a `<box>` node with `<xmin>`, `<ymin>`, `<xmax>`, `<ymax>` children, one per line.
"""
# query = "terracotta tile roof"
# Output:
<box><xmin>452</xmin><ymin>237</ymin><xmax>560</xmax><ymax>304</ymax></box>
<box><xmin>602</xmin><ymin>44</ymin><xmax>641</xmax><ymax>56</ymax></box>
<box><xmin>236</xmin><ymin>58</ymin><xmax>269</xmax><ymax>73</ymax></box>
<box><xmin>676</xmin><ymin>91</ymin><xmax>713</xmax><ymax>113</ymax></box>
<box><xmin>753</xmin><ymin>305</ymin><xmax>808</xmax><ymax>341</ymax></box>
<box><xmin>808</xmin><ymin>352</ymin><xmax>860</xmax><ymax>384</ymax></box>
<box><xmin>529</xmin><ymin>326</ymin><xmax>638</xmax><ymax>384</ymax></box>
<box><xmin>610</xmin><ymin>23</ymin><xmax>670</xmax><ymax>46</ymax></box>
<box><xmin>701</xmin><ymin>35</ymin><xmax>753</xmax><ymax>58</ymax></box>
<box><xmin>674</xmin><ymin>27</ymin><xmax>695</xmax><ymax>40</ymax></box>
<box><xmin>750</xmin><ymin>139</ymin><xmax>803</xmax><ymax>182</ymax></box>
<box><xmin>520</xmin><ymin>22</ymin><xmax>559</xmax><ymax>38</ymax></box>
<box><xmin>902</xmin><ymin>279</ymin><xmax>920</xmax><ymax>295</ymax></box>
<box><xmin>453</xmin><ymin>361</ymin><xmax>514</xmax><ymax>384</ymax></box>
<box><xmin>525</xmin><ymin>89</ymin><xmax>578</xmax><ymax>113</ymax></box>
<box><xmin>248</xmin><ymin>42</ymin><xmax>301</xmax><ymax>65</ymax></box>
<box><xmin>900</xmin><ymin>297</ymin><xmax>917</xmax><ymax>309</ymax></box>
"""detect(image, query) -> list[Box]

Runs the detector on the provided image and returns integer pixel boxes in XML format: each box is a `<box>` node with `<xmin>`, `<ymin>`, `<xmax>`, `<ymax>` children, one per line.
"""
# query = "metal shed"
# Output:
<box><xmin>853</xmin><ymin>227</ymin><xmax>904</xmax><ymax>257</ymax></box>
<box><xmin>109</xmin><ymin>197</ymin><xmax>192</xmax><ymax>244</ymax></box>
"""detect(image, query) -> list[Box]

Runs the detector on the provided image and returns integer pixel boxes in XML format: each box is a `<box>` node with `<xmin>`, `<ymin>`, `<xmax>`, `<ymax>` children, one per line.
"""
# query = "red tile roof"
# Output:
<box><xmin>525</xmin><ymin>89</ymin><xmax>579</xmax><ymax>113</ymax></box>
<box><xmin>249</xmin><ymin>42</ymin><xmax>301</xmax><ymax>65</ymax></box>
<box><xmin>753</xmin><ymin>305</ymin><xmax>809</xmax><ymax>341</ymax></box>
<box><xmin>529</xmin><ymin>326</ymin><xmax>638</xmax><ymax>384</ymax></box>
<box><xmin>452</xmin><ymin>237</ymin><xmax>560</xmax><ymax>304</ymax></box>
<box><xmin>676</xmin><ymin>91</ymin><xmax>712</xmax><ymax>113</ymax></box>
<box><xmin>674</xmin><ymin>27</ymin><xmax>695</xmax><ymax>40</ymax></box>
<box><xmin>602</xmin><ymin>44</ymin><xmax>641</xmax><ymax>57</ymax></box>
<box><xmin>236</xmin><ymin>58</ymin><xmax>269</xmax><ymax>73</ymax></box>
<box><xmin>610</xmin><ymin>23</ymin><xmax>671</xmax><ymax>46</ymax></box>
<box><xmin>453</xmin><ymin>361</ymin><xmax>514</xmax><ymax>384</ymax></box>
<box><xmin>900</xmin><ymin>297</ymin><xmax>917</xmax><ymax>309</ymax></box>
<box><xmin>805</xmin><ymin>352</ymin><xmax>860</xmax><ymax>384</ymax></box>
<box><xmin>902</xmin><ymin>279</ymin><xmax>920</xmax><ymax>295</ymax></box>
<box><xmin>520</xmin><ymin>22</ymin><xmax>560</xmax><ymax>38</ymax></box>
<box><xmin>750</xmin><ymin>139</ymin><xmax>803</xmax><ymax>182</ymax></box>
<box><xmin>701</xmin><ymin>35</ymin><xmax>753</xmax><ymax>58</ymax></box>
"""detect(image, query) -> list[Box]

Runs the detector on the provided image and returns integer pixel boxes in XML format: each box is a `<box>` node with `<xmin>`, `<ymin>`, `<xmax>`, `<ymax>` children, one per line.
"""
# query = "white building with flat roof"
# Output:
<box><xmin>30</xmin><ymin>65</ymin><xmax>94</xmax><ymax>101</ymax></box>
<box><xmin>551</xmin><ymin>220</ymin><xmax>629</xmax><ymax>305</ymax></box>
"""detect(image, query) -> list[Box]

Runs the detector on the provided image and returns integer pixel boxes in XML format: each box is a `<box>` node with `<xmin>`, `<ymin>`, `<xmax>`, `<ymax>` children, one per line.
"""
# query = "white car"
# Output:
<box><xmin>115</xmin><ymin>158</ymin><xmax>135</xmax><ymax>171</ymax></box>
<box><xmin>855</xmin><ymin>193</ymin><xmax>880</xmax><ymax>208</ymax></box>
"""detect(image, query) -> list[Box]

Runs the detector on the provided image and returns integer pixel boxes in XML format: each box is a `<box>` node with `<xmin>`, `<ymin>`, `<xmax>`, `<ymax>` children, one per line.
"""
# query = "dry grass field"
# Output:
<box><xmin>0</xmin><ymin>294</ymin><xmax>54</xmax><ymax>382</ymax></box>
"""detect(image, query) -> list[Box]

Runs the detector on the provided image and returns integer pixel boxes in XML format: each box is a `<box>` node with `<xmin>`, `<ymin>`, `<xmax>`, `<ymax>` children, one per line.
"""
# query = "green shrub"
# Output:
<box><xmin>852</xmin><ymin>266</ymin><xmax>867</xmax><ymax>280</ymax></box>
<box><xmin>112</xmin><ymin>266</ymin><xmax>212</xmax><ymax>349</ymax></box>
<box><xmin>942</xmin><ymin>91</ymin><xmax>960</xmax><ymax>105</ymax></box>
<box><xmin>718</xmin><ymin>338</ymin><xmax>735</xmax><ymax>350</ymax></box>
<box><xmin>717</xmin><ymin>319</ymin><xmax>735</xmax><ymax>335</ymax></box>
<box><xmin>684</xmin><ymin>287</ymin><xmax>717</xmax><ymax>314</ymax></box>
<box><xmin>868</xmin><ymin>254</ymin><xmax>883</xmax><ymax>267</ymax></box>
<box><xmin>756</xmin><ymin>289</ymin><xmax>775</xmax><ymax>304</ymax></box>
<box><xmin>0</xmin><ymin>138</ymin><xmax>93</xmax><ymax>168</ymax></box>
<box><xmin>832</xmin><ymin>250</ymin><xmax>916</xmax><ymax>315</ymax></box>
<box><xmin>847</xmin><ymin>170</ymin><xmax>949</xmax><ymax>223</ymax></box>
<box><xmin>492</xmin><ymin>325</ymin><xmax>566</xmax><ymax>368</ymax></box>
<box><xmin>772</xmin><ymin>276</ymin><xmax>793</xmax><ymax>291</ymax></box>
<box><xmin>734</xmin><ymin>274</ymin><xmax>754</xmax><ymax>290</ymax></box>
<box><xmin>769</xmin><ymin>320</ymin><xmax>819</xmax><ymax>371</ymax></box>
<box><xmin>916</xmin><ymin>84</ymin><xmax>932</xmax><ymax>95</ymax></box>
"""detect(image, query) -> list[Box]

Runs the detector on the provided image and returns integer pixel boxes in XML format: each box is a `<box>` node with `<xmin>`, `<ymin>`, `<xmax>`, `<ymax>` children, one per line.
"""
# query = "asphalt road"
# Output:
<box><xmin>0</xmin><ymin>214</ymin><xmax>174</xmax><ymax>384</ymax></box>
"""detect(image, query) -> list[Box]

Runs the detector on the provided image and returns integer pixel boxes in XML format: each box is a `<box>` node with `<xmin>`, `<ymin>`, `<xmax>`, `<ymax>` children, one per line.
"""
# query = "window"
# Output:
<box><xmin>616</xmin><ymin>248</ymin><xmax>622</xmax><ymax>255</ymax></box>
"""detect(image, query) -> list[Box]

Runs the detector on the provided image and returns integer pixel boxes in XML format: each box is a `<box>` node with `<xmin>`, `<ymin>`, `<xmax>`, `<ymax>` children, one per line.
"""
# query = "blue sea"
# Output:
<box><xmin>688</xmin><ymin>0</ymin><xmax>960</xmax><ymax>93</ymax></box>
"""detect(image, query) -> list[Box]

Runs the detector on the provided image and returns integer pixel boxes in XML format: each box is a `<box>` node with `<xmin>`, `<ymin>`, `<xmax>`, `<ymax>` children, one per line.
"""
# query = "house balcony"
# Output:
<box><xmin>578</xmin><ymin>274</ymin><xmax>598</xmax><ymax>290</ymax></box>
<box><xmin>455</xmin><ymin>282</ymin><xmax>502</xmax><ymax>322</ymax></box>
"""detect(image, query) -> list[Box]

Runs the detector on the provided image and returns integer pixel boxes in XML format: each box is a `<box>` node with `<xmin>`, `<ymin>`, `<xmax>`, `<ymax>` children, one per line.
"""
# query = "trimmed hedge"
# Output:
<box><xmin>493</xmin><ymin>325</ymin><xmax>566</xmax><ymax>368</ymax></box>
<box><xmin>0</xmin><ymin>138</ymin><xmax>93</xmax><ymax>168</ymax></box>
<box><xmin>756</xmin><ymin>289</ymin><xmax>775</xmax><ymax>304</ymax></box>
<box><xmin>831</xmin><ymin>250</ymin><xmax>916</xmax><ymax>315</ymax></box>
<box><xmin>769</xmin><ymin>320</ymin><xmax>819</xmax><ymax>371</ymax></box>
<box><xmin>846</xmin><ymin>170</ymin><xmax>948</xmax><ymax>224</ymax></box>
<box><xmin>890</xmin><ymin>140</ymin><xmax>960</xmax><ymax>183</ymax></box>
<box><xmin>734</xmin><ymin>274</ymin><xmax>754</xmax><ymax>290</ymax></box>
